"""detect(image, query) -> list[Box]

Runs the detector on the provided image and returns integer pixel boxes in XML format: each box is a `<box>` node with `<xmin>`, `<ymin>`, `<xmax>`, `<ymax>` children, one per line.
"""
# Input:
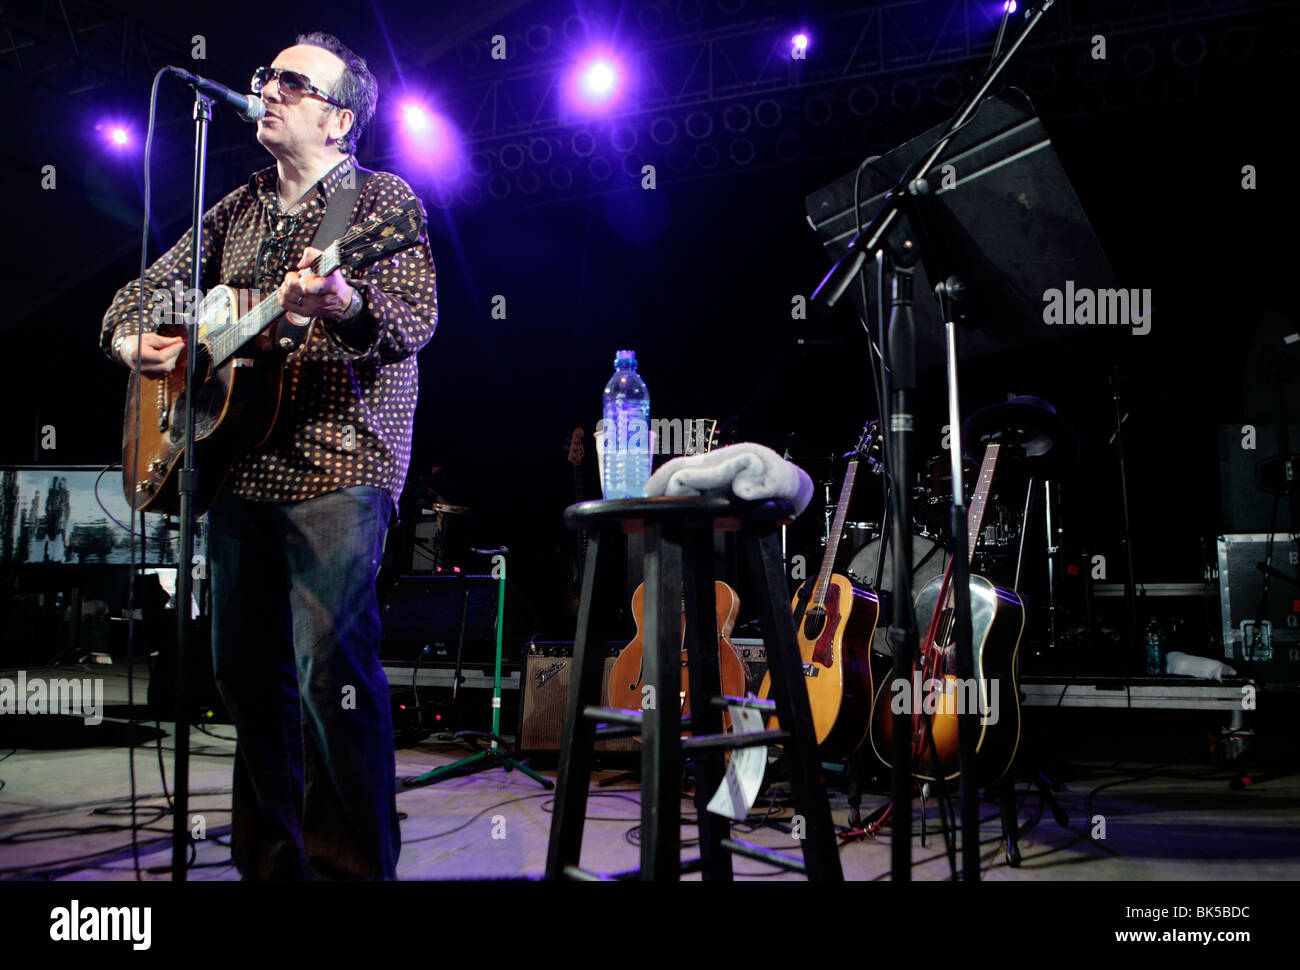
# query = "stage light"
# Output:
<box><xmin>1003</xmin><ymin>1</ymin><xmax>1017</xmax><ymax>13</ymax></box>
<box><xmin>582</xmin><ymin>59</ymin><xmax>617</xmax><ymax>98</ymax></box>
<box><xmin>97</xmin><ymin>122</ymin><xmax>132</xmax><ymax>149</ymax></box>
<box><xmin>393</xmin><ymin>97</ymin><xmax>466</xmax><ymax>187</ymax></box>
<box><xmin>401</xmin><ymin>101</ymin><xmax>431</xmax><ymax>133</ymax></box>
<box><xmin>564</xmin><ymin>48</ymin><xmax>635</xmax><ymax>116</ymax></box>
<box><xmin>792</xmin><ymin>33</ymin><xmax>809</xmax><ymax>53</ymax></box>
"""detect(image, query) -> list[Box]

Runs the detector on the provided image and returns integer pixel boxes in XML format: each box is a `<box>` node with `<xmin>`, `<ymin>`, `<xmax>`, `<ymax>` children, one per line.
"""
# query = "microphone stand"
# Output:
<box><xmin>170</xmin><ymin>88</ymin><xmax>213</xmax><ymax>881</ymax></box>
<box><xmin>811</xmin><ymin>0</ymin><xmax>1056</xmax><ymax>881</ymax></box>
<box><xmin>1108</xmin><ymin>372</ymin><xmax>1140</xmax><ymax>666</ymax></box>
<box><xmin>402</xmin><ymin>548</ymin><xmax>553</xmax><ymax>790</ymax></box>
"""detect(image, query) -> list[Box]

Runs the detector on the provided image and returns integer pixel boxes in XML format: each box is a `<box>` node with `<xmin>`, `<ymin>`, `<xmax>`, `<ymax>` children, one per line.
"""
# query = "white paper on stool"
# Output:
<box><xmin>706</xmin><ymin>704</ymin><xmax>767</xmax><ymax>822</ymax></box>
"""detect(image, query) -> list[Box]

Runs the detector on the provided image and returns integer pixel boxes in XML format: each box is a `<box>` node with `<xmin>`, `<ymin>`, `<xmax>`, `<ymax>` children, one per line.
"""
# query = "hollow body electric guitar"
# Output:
<box><xmin>757</xmin><ymin>419</ymin><xmax>883</xmax><ymax>759</ymax></box>
<box><xmin>868</xmin><ymin>441</ymin><xmax>1025</xmax><ymax>784</ymax></box>
<box><xmin>122</xmin><ymin>199</ymin><xmax>426</xmax><ymax>515</ymax></box>
<box><xmin>606</xmin><ymin>418</ymin><xmax>743</xmax><ymax>723</ymax></box>
<box><xmin>606</xmin><ymin>580</ymin><xmax>750</xmax><ymax>726</ymax></box>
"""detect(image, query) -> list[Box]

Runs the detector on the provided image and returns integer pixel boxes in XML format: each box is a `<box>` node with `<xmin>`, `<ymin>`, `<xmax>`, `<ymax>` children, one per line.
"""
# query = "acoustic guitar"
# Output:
<box><xmin>757</xmin><ymin>419</ymin><xmax>883</xmax><ymax>760</ymax></box>
<box><xmin>122</xmin><ymin>199</ymin><xmax>425</xmax><ymax>516</ymax></box>
<box><xmin>867</xmin><ymin>441</ymin><xmax>1025</xmax><ymax>784</ymax></box>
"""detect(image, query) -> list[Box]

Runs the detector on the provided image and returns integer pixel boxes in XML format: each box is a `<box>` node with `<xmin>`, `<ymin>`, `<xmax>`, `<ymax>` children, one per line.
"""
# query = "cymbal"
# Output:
<box><xmin>961</xmin><ymin>395</ymin><xmax>1079</xmax><ymax>473</ymax></box>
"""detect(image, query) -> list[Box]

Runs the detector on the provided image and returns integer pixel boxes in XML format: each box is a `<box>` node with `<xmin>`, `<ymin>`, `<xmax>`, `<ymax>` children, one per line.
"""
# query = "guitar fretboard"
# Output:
<box><xmin>811</xmin><ymin>459</ymin><xmax>858</xmax><ymax>608</ymax></box>
<box><xmin>964</xmin><ymin>443</ymin><xmax>1001</xmax><ymax>564</ymax></box>
<box><xmin>203</xmin><ymin>240</ymin><xmax>342</xmax><ymax>366</ymax></box>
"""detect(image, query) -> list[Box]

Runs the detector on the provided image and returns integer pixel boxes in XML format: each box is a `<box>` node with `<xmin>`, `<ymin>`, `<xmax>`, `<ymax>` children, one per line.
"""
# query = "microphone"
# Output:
<box><xmin>167</xmin><ymin>67</ymin><xmax>265</xmax><ymax>122</ymax></box>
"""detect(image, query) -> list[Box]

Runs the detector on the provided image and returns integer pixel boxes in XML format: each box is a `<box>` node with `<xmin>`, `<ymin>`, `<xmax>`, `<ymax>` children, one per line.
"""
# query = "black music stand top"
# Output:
<box><xmin>805</xmin><ymin>89</ymin><xmax>1117</xmax><ymax>370</ymax></box>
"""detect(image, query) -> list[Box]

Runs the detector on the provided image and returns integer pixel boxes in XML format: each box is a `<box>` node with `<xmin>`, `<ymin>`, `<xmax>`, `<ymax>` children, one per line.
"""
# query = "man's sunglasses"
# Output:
<box><xmin>251</xmin><ymin>67</ymin><xmax>346</xmax><ymax>109</ymax></box>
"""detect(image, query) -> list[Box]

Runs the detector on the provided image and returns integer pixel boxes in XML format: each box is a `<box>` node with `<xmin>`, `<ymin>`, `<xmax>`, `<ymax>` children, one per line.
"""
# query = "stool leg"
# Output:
<box><xmin>641</xmin><ymin>519</ymin><xmax>683</xmax><ymax>879</ymax></box>
<box><xmin>546</xmin><ymin>527</ymin><xmax>616</xmax><ymax>878</ymax></box>
<box><xmin>999</xmin><ymin>775</ymin><xmax>1022</xmax><ymax>868</ymax></box>
<box><xmin>743</xmin><ymin>524</ymin><xmax>843</xmax><ymax>881</ymax></box>
<box><xmin>682</xmin><ymin>524</ymin><xmax>733</xmax><ymax>881</ymax></box>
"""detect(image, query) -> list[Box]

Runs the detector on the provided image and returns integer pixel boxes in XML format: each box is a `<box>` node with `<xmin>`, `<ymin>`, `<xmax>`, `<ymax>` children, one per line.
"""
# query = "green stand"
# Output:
<box><xmin>403</xmin><ymin>557</ymin><xmax>553</xmax><ymax>790</ymax></box>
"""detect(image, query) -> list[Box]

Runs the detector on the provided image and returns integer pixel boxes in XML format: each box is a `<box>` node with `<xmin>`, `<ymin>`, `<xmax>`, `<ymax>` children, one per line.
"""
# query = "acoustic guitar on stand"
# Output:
<box><xmin>757</xmin><ymin>419</ymin><xmax>883</xmax><ymax>760</ymax></box>
<box><xmin>867</xmin><ymin>440</ymin><xmax>1025</xmax><ymax>784</ymax></box>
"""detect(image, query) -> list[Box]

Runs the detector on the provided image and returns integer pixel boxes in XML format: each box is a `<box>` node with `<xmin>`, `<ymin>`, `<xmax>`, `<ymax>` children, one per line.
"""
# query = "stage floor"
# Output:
<box><xmin>1</xmin><ymin>663</ymin><xmax>1297</xmax><ymax>881</ymax></box>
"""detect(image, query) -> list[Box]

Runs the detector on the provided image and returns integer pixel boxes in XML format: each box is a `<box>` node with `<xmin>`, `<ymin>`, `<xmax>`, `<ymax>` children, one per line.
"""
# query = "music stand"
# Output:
<box><xmin>806</xmin><ymin>70</ymin><xmax>1115</xmax><ymax>880</ymax></box>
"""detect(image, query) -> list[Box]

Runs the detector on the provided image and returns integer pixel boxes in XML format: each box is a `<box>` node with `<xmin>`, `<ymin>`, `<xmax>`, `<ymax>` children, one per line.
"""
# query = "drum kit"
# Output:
<box><xmin>831</xmin><ymin>395</ymin><xmax>1079</xmax><ymax>656</ymax></box>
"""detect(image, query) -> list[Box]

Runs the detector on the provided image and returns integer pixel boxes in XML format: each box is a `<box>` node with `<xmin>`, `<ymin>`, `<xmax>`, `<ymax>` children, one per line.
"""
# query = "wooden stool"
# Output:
<box><xmin>544</xmin><ymin>495</ymin><xmax>842</xmax><ymax>880</ymax></box>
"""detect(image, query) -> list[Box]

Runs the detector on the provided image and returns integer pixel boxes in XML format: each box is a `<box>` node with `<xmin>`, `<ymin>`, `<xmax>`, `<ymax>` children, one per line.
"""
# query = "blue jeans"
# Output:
<box><xmin>209</xmin><ymin>485</ymin><xmax>399</xmax><ymax>879</ymax></box>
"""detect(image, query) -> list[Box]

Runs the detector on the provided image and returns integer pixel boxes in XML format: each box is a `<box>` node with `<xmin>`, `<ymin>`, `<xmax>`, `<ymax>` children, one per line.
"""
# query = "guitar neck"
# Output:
<box><xmin>206</xmin><ymin>294</ymin><xmax>282</xmax><ymax>367</ymax></box>
<box><xmin>964</xmin><ymin>443</ymin><xmax>1001</xmax><ymax>564</ymax></box>
<box><xmin>811</xmin><ymin>459</ymin><xmax>859</xmax><ymax>605</ymax></box>
<box><xmin>204</xmin><ymin>243</ymin><xmax>340</xmax><ymax>367</ymax></box>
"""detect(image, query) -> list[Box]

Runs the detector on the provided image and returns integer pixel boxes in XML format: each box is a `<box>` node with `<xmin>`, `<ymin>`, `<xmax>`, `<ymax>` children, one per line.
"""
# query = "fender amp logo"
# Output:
<box><xmin>535</xmin><ymin>661</ymin><xmax>567</xmax><ymax>689</ymax></box>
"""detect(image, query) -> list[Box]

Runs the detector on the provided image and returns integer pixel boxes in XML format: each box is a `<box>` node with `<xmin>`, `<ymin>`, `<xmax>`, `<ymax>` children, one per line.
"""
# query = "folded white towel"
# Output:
<box><xmin>644</xmin><ymin>442</ymin><xmax>815</xmax><ymax>516</ymax></box>
<box><xmin>1164</xmin><ymin>651</ymin><xmax>1237</xmax><ymax>681</ymax></box>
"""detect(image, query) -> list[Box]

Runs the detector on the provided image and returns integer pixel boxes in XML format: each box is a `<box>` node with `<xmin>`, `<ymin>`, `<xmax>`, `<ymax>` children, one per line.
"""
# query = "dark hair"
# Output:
<box><xmin>295</xmin><ymin>31</ymin><xmax>378</xmax><ymax>155</ymax></box>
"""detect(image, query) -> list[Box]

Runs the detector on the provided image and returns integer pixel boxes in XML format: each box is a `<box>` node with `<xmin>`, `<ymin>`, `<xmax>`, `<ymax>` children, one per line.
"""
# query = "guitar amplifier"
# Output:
<box><xmin>1217</xmin><ymin>533</ymin><xmax>1300</xmax><ymax>688</ymax></box>
<box><xmin>518</xmin><ymin>643</ymin><xmax>636</xmax><ymax>754</ymax></box>
<box><xmin>731</xmin><ymin>638</ymin><xmax>768</xmax><ymax>688</ymax></box>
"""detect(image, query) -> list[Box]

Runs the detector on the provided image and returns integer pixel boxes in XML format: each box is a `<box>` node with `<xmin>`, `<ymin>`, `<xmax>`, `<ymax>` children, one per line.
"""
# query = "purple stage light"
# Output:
<box><xmin>393</xmin><ymin>97</ymin><xmax>465</xmax><ymax>184</ymax></box>
<box><xmin>581</xmin><ymin>58</ymin><xmax>618</xmax><ymax>99</ymax></box>
<box><xmin>96</xmin><ymin>122</ymin><xmax>131</xmax><ymax>149</ymax></box>
<box><xmin>1003</xmin><ymin>1</ymin><xmax>1017</xmax><ymax>12</ymax></box>
<box><xmin>792</xmin><ymin>33</ymin><xmax>809</xmax><ymax>52</ymax></box>
<box><xmin>564</xmin><ymin>48</ymin><xmax>634</xmax><ymax>116</ymax></box>
<box><xmin>401</xmin><ymin>101</ymin><xmax>431</xmax><ymax>133</ymax></box>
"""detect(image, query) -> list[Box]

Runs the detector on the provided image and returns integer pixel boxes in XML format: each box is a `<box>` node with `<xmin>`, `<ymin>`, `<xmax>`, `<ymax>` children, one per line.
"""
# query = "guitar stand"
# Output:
<box><xmin>995</xmin><ymin>771</ymin><xmax>1070</xmax><ymax>867</ymax></box>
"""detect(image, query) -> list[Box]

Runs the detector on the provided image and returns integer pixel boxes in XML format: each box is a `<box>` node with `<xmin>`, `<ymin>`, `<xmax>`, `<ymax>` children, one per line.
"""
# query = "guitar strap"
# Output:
<box><xmin>273</xmin><ymin>161</ymin><xmax>373</xmax><ymax>356</ymax></box>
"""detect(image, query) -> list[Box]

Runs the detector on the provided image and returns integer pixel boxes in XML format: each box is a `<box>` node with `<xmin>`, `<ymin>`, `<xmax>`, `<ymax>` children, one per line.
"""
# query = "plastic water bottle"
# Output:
<box><xmin>601</xmin><ymin>349</ymin><xmax>651</xmax><ymax>499</ymax></box>
<box><xmin>1144</xmin><ymin>616</ymin><xmax>1164</xmax><ymax>675</ymax></box>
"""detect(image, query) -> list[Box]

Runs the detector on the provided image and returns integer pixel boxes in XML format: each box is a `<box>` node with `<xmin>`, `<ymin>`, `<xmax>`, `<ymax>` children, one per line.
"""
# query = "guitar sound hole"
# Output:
<box><xmin>803</xmin><ymin>607</ymin><xmax>827</xmax><ymax>641</ymax></box>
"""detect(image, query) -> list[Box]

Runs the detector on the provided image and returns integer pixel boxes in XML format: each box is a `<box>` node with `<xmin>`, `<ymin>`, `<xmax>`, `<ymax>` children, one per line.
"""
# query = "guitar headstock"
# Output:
<box><xmin>566</xmin><ymin>428</ymin><xmax>585</xmax><ymax>465</ymax></box>
<box><xmin>685</xmin><ymin>418</ymin><xmax>719</xmax><ymax>456</ymax></box>
<box><xmin>853</xmin><ymin>418</ymin><xmax>885</xmax><ymax>471</ymax></box>
<box><xmin>319</xmin><ymin>198</ymin><xmax>426</xmax><ymax>276</ymax></box>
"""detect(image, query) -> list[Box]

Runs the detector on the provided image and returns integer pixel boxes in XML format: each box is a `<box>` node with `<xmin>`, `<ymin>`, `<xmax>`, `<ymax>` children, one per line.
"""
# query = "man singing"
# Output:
<box><xmin>100</xmin><ymin>32</ymin><xmax>437</xmax><ymax>879</ymax></box>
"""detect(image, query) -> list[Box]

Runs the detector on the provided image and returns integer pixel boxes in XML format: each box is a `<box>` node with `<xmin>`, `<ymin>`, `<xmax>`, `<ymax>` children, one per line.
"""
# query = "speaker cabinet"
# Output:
<box><xmin>379</xmin><ymin>574</ymin><xmax>535</xmax><ymax>670</ymax></box>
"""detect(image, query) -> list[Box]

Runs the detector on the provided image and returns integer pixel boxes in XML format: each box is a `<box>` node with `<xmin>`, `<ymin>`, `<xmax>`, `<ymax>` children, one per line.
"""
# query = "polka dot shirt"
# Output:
<box><xmin>100</xmin><ymin>157</ymin><xmax>438</xmax><ymax>514</ymax></box>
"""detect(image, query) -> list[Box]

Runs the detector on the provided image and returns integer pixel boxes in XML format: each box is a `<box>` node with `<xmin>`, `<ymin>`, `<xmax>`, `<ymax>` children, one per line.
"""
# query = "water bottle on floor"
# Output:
<box><xmin>601</xmin><ymin>349</ymin><xmax>651</xmax><ymax>499</ymax></box>
<box><xmin>1144</xmin><ymin>616</ymin><xmax>1165</xmax><ymax>675</ymax></box>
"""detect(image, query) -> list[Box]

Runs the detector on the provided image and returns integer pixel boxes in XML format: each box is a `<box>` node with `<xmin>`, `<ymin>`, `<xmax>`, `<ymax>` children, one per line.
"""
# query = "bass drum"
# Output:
<box><xmin>848</xmin><ymin>533</ymin><xmax>948</xmax><ymax>656</ymax></box>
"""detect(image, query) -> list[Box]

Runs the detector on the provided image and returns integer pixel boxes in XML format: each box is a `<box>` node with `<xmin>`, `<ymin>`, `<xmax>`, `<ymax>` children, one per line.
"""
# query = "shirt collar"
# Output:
<box><xmin>250</xmin><ymin>156</ymin><xmax>357</xmax><ymax>211</ymax></box>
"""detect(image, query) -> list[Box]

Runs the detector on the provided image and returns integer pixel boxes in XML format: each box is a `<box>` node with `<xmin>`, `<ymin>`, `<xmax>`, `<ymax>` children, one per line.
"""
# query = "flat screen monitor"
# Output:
<box><xmin>0</xmin><ymin>465</ymin><xmax>206</xmax><ymax>567</ymax></box>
